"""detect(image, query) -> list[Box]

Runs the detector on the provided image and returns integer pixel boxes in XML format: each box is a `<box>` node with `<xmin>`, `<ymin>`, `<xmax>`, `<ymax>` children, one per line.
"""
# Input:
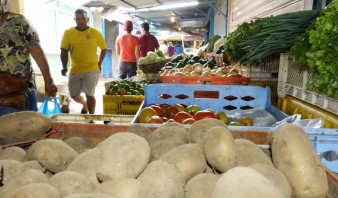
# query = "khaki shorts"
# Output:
<box><xmin>68</xmin><ymin>70</ymin><xmax>99</xmax><ymax>97</ymax></box>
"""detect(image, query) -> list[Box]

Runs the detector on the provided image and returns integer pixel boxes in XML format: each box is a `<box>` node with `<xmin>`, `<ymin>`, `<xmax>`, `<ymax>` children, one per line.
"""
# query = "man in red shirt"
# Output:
<box><xmin>139</xmin><ymin>22</ymin><xmax>160</xmax><ymax>57</ymax></box>
<box><xmin>116</xmin><ymin>20</ymin><xmax>140</xmax><ymax>79</ymax></box>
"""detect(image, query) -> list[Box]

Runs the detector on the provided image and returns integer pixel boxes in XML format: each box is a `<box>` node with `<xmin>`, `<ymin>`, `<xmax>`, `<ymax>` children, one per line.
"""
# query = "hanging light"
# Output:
<box><xmin>170</xmin><ymin>16</ymin><xmax>175</xmax><ymax>22</ymax></box>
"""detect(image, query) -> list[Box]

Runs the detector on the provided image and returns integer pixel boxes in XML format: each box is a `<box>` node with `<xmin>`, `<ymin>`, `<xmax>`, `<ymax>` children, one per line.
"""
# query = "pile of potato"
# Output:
<box><xmin>0</xmin><ymin>112</ymin><xmax>329</xmax><ymax>197</ymax></box>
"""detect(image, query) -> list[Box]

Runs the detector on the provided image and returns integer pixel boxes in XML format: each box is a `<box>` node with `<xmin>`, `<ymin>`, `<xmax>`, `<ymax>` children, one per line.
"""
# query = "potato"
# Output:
<box><xmin>0</xmin><ymin>169</ymin><xmax>48</xmax><ymax>196</ymax></box>
<box><xmin>127</xmin><ymin>124</ymin><xmax>152</xmax><ymax>140</ymax></box>
<box><xmin>95</xmin><ymin>178</ymin><xmax>147</xmax><ymax>198</ymax></box>
<box><xmin>147</xmin><ymin>122</ymin><xmax>188</xmax><ymax>161</ymax></box>
<box><xmin>188</xmin><ymin>118</ymin><xmax>227</xmax><ymax>145</ymax></box>
<box><xmin>0</xmin><ymin>146</ymin><xmax>28</xmax><ymax>162</ymax></box>
<box><xmin>67</xmin><ymin>148</ymin><xmax>99</xmax><ymax>186</ymax></box>
<box><xmin>64</xmin><ymin>137</ymin><xmax>88</xmax><ymax>153</ymax></box>
<box><xmin>95</xmin><ymin>132</ymin><xmax>150</xmax><ymax>182</ymax></box>
<box><xmin>0</xmin><ymin>160</ymin><xmax>25</xmax><ymax>184</ymax></box>
<box><xmin>0</xmin><ymin>111</ymin><xmax>52</xmax><ymax>144</ymax></box>
<box><xmin>23</xmin><ymin>160</ymin><xmax>47</xmax><ymax>173</ymax></box>
<box><xmin>272</xmin><ymin>124</ymin><xmax>328</xmax><ymax>198</ymax></box>
<box><xmin>212</xmin><ymin>167</ymin><xmax>284</xmax><ymax>198</ymax></box>
<box><xmin>249</xmin><ymin>163</ymin><xmax>292</xmax><ymax>198</ymax></box>
<box><xmin>159</xmin><ymin>143</ymin><xmax>207</xmax><ymax>183</ymax></box>
<box><xmin>234</xmin><ymin>139</ymin><xmax>274</xmax><ymax>167</ymax></box>
<box><xmin>7</xmin><ymin>183</ymin><xmax>60</xmax><ymax>198</ymax></box>
<box><xmin>203</xmin><ymin>126</ymin><xmax>236</xmax><ymax>173</ymax></box>
<box><xmin>49</xmin><ymin>170</ymin><xmax>96</xmax><ymax>196</ymax></box>
<box><xmin>137</xmin><ymin>160</ymin><xmax>185</xmax><ymax>198</ymax></box>
<box><xmin>185</xmin><ymin>173</ymin><xmax>220</xmax><ymax>198</ymax></box>
<box><xmin>63</xmin><ymin>193</ymin><xmax>113</xmax><ymax>198</ymax></box>
<box><xmin>27</xmin><ymin>139</ymin><xmax>79</xmax><ymax>173</ymax></box>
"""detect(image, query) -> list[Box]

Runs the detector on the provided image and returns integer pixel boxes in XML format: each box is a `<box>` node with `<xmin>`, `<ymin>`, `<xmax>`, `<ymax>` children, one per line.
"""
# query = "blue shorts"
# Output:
<box><xmin>0</xmin><ymin>88</ymin><xmax>38</xmax><ymax>116</ymax></box>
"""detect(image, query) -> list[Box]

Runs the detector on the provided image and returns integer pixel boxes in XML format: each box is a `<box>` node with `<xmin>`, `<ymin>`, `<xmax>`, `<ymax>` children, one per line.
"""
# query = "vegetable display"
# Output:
<box><xmin>290</xmin><ymin>0</ymin><xmax>338</xmax><ymax>98</ymax></box>
<box><xmin>224</xmin><ymin>10</ymin><xmax>320</xmax><ymax>64</ymax></box>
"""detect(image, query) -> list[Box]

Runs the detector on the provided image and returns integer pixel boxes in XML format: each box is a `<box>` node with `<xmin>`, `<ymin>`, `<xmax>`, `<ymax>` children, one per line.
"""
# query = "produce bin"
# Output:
<box><xmin>132</xmin><ymin>84</ymin><xmax>288</xmax><ymax>124</ymax></box>
<box><xmin>278</xmin><ymin>53</ymin><xmax>338</xmax><ymax>115</ymax></box>
<box><xmin>240</xmin><ymin>54</ymin><xmax>280</xmax><ymax>81</ymax></box>
<box><xmin>50</xmin><ymin>114</ymin><xmax>134</xmax><ymax>125</ymax></box>
<box><xmin>278</xmin><ymin>95</ymin><xmax>338</xmax><ymax>129</ymax></box>
<box><xmin>103</xmin><ymin>95</ymin><xmax>144</xmax><ymax>115</ymax></box>
<box><xmin>50</xmin><ymin>122</ymin><xmax>338</xmax><ymax>196</ymax></box>
<box><xmin>159</xmin><ymin>76</ymin><xmax>250</xmax><ymax>85</ymax></box>
<box><xmin>249</xmin><ymin>81</ymin><xmax>278</xmax><ymax>107</ymax></box>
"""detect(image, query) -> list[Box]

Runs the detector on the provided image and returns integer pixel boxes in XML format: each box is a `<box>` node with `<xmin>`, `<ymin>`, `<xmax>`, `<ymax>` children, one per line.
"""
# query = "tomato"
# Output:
<box><xmin>174</xmin><ymin>111</ymin><xmax>193</xmax><ymax>123</ymax></box>
<box><xmin>167</xmin><ymin>106</ymin><xmax>179</xmax><ymax>118</ymax></box>
<box><xmin>138</xmin><ymin>107</ymin><xmax>157</xmax><ymax>123</ymax></box>
<box><xmin>150</xmin><ymin>104</ymin><xmax>164</xmax><ymax>117</ymax></box>
<box><xmin>193</xmin><ymin>110</ymin><xmax>218</xmax><ymax>121</ymax></box>
<box><xmin>239</xmin><ymin>117</ymin><xmax>254</xmax><ymax>126</ymax></box>
<box><xmin>182</xmin><ymin>117</ymin><xmax>196</xmax><ymax>124</ymax></box>
<box><xmin>148</xmin><ymin>115</ymin><xmax>163</xmax><ymax>124</ymax></box>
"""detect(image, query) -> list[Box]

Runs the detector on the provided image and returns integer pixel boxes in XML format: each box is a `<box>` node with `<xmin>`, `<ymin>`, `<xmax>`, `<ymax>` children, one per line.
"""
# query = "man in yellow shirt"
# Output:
<box><xmin>60</xmin><ymin>9</ymin><xmax>107</xmax><ymax>115</ymax></box>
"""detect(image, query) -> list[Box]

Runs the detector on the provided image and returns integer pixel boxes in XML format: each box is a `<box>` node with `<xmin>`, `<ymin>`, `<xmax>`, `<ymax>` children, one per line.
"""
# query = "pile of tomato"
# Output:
<box><xmin>137</xmin><ymin>103</ymin><xmax>231</xmax><ymax>125</ymax></box>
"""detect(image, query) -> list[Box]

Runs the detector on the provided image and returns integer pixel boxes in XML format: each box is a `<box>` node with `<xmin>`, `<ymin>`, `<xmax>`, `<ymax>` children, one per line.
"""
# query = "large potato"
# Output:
<box><xmin>67</xmin><ymin>148</ymin><xmax>99</xmax><ymax>186</ymax></box>
<box><xmin>188</xmin><ymin>118</ymin><xmax>227</xmax><ymax>145</ymax></box>
<box><xmin>185</xmin><ymin>173</ymin><xmax>220</xmax><ymax>198</ymax></box>
<box><xmin>249</xmin><ymin>163</ymin><xmax>291</xmax><ymax>198</ymax></box>
<box><xmin>212</xmin><ymin>167</ymin><xmax>284</xmax><ymax>198</ymax></box>
<box><xmin>127</xmin><ymin>124</ymin><xmax>152</xmax><ymax>140</ymax></box>
<box><xmin>95</xmin><ymin>132</ymin><xmax>150</xmax><ymax>182</ymax></box>
<box><xmin>64</xmin><ymin>137</ymin><xmax>88</xmax><ymax>153</ymax></box>
<box><xmin>0</xmin><ymin>160</ymin><xmax>25</xmax><ymax>184</ymax></box>
<box><xmin>234</xmin><ymin>138</ymin><xmax>274</xmax><ymax>167</ymax></box>
<box><xmin>147</xmin><ymin>122</ymin><xmax>188</xmax><ymax>161</ymax></box>
<box><xmin>63</xmin><ymin>193</ymin><xmax>113</xmax><ymax>198</ymax></box>
<box><xmin>159</xmin><ymin>143</ymin><xmax>207</xmax><ymax>183</ymax></box>
<box><xmin>137</xmin><ymin>160</ymin><xmax>185</xmax><ymax>198</ymax></box>
<box><xmin>95</xmin><ymin>178</ymin><xmax>147</xmax><ymax>198</ymax></box>
<box><xmin>23</xmin><ymin>160</ymin><xmax>47</xmax><ymax>173</ymax></box>
<box><xmin>272</xmin><ymin>124</ymin><xmax>328</xmax><ymax>198</ymax></box>
<box><xmin>0</xmin><ymin>169</ymin><xmax>48</xmax><ymax>197</ymax></box>
<box><xmin>0</xmin><ymin>146</ymin><xmax>28</xmax><ymax>162</ymax></box>
<box><xmin>7</xmin><ymin>183</ymin><xmax>60</xmax><ymax>198</ymax></box>
<box><xmin>27</xmin><ymin>139</ymin><xmax>79</xmax><ymax>173</ymax></box>
<box><xmin>0</xmin><ymin>111</ymin><xmax>52</xmax><ymax>144</ymax></box>
<box><xmin>49</xmin><ymin>171</ymin><xmax>96</xmax><ymax>196</ymax></box>
<box><xmin>203</xmin><ymin>126</ymin><xmax>236</xmax><ymax>173</ymax></box>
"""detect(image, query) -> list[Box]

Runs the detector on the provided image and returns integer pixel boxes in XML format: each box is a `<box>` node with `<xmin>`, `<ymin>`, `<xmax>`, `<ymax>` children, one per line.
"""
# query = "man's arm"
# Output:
<box><xmin>98</xmin><ymin>49</ymin><xmax>107</xmax><ymax>71</ymax></box>
<box><xmin>28</xmin><ymin>44</ymin><xmax>57</xmax><ymax>97</ymax></box>
<box><xmin>60</xmin><ymin>48</ymin><xmax>69</xmax><ymax>76</ymax></box>
<box><xmin>135</xmin><ymin>45</ymin><xmax>140</xmax><ymax>62</ymax></box>
<box><xmin>115</xmin><ymin>43</ymin><xmax>120</xmax><ymax>56</ymax></box>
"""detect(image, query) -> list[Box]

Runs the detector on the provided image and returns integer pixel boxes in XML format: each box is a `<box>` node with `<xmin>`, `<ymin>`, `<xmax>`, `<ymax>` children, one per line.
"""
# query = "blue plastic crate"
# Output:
<box><xmin>132</xmin><ymin>84</ymin><xmax>287</xmax><ymax>122</ymax></box>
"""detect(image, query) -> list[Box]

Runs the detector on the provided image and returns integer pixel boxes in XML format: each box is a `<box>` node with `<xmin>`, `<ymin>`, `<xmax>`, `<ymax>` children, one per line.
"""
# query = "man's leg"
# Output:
<box><xmin>71</xmin><ymin>95</ymin><xmax>88</xmax><ymax>114</ymax></box>
<box><xmin>68</xmin><ymin>74</ymin><xmax>88</xmax><ymax>114</ymax></box>
<box><xmin>83</xmin><ymin>70</ymin><xmax>99</xmax><ymax>114</ymax></box>
<box><xmin>86</xmin><ymin>95</ymin><xmax>96</xmax><ymax>114</ymax></box>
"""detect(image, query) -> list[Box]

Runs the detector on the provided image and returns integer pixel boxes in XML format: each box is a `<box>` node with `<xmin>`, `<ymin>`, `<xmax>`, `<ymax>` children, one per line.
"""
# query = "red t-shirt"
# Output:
<box><xmin>139</xmin><ymin>32</ymin><xmax>160</xmax><ymax>57</ymax></box>
<box><xmin>116</xmin><ymin>34</ymin><xmax>139</xmax><ymax>62</ymax></box>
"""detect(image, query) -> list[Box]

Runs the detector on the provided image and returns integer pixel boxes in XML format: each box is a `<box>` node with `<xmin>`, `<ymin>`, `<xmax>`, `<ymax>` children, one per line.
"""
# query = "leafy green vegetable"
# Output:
<box><xmin>290</xmin><ymin>0</ymin><xmax>338</xmax><ymax>98</ymax></box>
<box><xmin>205</xmin><ymin>35</ymin><xmax>221</xmax><ymax>53</ymax></box>
<box><xmin>224</xmin><ymin>10</ymin><xmax>320</xmax><ymax>64</ymax></box>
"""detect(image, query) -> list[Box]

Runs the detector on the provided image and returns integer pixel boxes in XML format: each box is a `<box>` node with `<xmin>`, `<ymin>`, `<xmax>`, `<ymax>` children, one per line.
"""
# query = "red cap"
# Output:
<box><xmin>124</xmin><ymin>20</ymin><xmax>133</xmax><ymax>31</ymax></box>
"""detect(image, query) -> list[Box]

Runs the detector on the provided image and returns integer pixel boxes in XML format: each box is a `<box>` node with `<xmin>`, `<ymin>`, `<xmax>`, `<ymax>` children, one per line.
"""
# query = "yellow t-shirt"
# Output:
<box><xmin>60</xmin><ymin>27</ymin><xmax>107</xmax><ymax>74</ymax></box>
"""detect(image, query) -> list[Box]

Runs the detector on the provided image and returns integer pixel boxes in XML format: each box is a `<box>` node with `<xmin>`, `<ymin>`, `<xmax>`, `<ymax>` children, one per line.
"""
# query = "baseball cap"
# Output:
<box><xmin>124</xmin><ymin>20</ymin><xmax>133</xmax><ymax>31</ymax></box>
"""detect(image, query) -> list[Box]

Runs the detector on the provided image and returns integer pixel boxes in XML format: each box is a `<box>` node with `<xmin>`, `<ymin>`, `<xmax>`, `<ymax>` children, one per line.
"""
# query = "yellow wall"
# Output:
<box><xmin>9</xmin><ymin>0</ymin><xmax>24</xmax><ymax>14</ymax></box>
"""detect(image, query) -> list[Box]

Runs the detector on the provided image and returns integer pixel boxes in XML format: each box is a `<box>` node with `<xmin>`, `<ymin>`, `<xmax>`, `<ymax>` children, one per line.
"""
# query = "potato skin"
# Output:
<box><xmin>212</xmin><ymin>167</ymin><xmax>285</xmax><ymax>198</ymax></box>
<box><xmin>203</xmin><ymin>126</ymin><xmax>236</xmax><ymax>173</ymax></box>
<box><xmin>159</xmin><ymin>143</ymin><xmax>207</xmax><ymax>183</ymax></box>
<box><xmin>188</xmin><ymin>118</ymin><xmax>227</xmax><ymax>145</ymax></box>
<box><xmin>185</xmin><ymin>173</ymin><xmax>220</xmax><ymax>198</ymax></box>
<box><xmin>272</xmin><ymin>124</ymin><xmax>328</xmax><ymax>198</ymax></box>
<box><xmin>0</xmin><ymin>111</ymin><xmax>52</xmax><ymax>144</ymax></box>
